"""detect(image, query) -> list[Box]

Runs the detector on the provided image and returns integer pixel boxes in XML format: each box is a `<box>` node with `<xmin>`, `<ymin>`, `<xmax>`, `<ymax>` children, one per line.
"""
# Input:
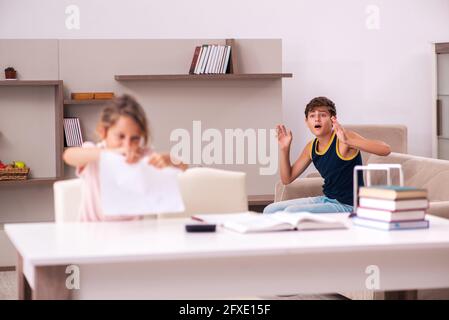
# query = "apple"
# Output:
<box><xmin>14</xmin><ymin>161</ymin><xmax>26</xmax><ymax>169</ymax></box>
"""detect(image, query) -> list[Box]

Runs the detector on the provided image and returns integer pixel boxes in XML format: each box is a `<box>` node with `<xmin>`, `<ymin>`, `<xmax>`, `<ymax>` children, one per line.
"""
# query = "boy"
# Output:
<box><xmin>264</xmin><ymin>96</ymin><xmax>391</xmax><ymax>214</ymax></box>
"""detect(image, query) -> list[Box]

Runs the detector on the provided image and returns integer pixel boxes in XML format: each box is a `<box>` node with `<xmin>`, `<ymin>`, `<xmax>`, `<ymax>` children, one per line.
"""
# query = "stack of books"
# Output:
<box><xmin>63</xmin><ymin>117</ymin><xmax>84</xmax><ymax>147</ymax></box>
<box><xmin>352</xmin><ymin>185</ymin><xmax>429</xmax><ymax>230</ymax></box>
<box><xmin>188</xmin><ymin>45</ymin><xmax>232</xmax><ymax>75</ymax></box>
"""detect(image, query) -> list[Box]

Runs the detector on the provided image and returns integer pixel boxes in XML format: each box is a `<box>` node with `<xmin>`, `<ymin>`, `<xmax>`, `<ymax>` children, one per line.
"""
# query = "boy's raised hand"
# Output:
<box><xmin>276</xmin><ymin>124</ymin><xmax>292</xmax><ymax>150</ymax></box>
<box><xmin>331</xmin><ymin>116</ymin><xmax>348</xmax><ymax>144</ymax></box>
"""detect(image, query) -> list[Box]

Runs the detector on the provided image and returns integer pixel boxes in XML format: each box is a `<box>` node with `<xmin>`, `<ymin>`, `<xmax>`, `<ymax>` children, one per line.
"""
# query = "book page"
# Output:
<box><xmin>223</xmin><ymin>214</ymin><xmax>293</xmax><ymax>233</ymax></box>
<box><xmin>269</xmin><ymin>212</ymin><xmax>312</xmax><ymax>225</ymax></box>
<box><xmin>99</xmin><ymin>151</ymin><xmax>185</xmax><ymax>216</ymax></box>
<box><xmin>192</xmin><ymin>212</ymin><xmax>256</xmax><ymax>225</ymax></box>
<box><xmin>270</xmin><ymin>212</ymin><xmax>348</xmax><ymax>230</ymax></box>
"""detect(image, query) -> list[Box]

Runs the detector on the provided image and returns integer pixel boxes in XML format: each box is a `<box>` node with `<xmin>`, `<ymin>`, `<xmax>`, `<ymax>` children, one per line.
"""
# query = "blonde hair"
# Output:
<box><xmin>97</xmin><ymin>94</ymin><xmax>150</xmax><ymax>145</ymax></box>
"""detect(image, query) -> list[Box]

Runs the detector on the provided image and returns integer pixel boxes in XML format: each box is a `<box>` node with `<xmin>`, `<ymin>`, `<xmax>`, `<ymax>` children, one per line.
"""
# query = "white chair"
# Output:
<box><xmin>159</xmin><ymin>167</ymin><xmax>248</xmax><ymax>218</ymax></box>
<box><xmin>53</xmin><ymin>178</ymin><xmax>83</xmax><ymax>223</ymax></box>
<box><xmin>53</xmin><ymin>168</ymin><xmax>248</xmax><ymax>222</ymax></box>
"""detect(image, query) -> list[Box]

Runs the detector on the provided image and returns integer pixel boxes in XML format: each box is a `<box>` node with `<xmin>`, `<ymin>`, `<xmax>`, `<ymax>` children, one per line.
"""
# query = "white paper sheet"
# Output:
<box><xmin>99</xmin><ymin>151</ymin><xmax>185</xmax><ymax>216</ymax></box>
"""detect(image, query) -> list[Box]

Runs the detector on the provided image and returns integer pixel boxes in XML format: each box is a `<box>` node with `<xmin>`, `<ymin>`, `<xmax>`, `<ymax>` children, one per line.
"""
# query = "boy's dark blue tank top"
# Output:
<box><xmin>310</xmin><ymin>132</ymin><xmax>364</xmax><ymax>206</ymax></box>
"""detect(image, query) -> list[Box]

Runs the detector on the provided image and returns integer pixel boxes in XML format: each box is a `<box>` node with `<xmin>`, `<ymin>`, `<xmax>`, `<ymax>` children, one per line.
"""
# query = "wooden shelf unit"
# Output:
<box><xmin>0</xmin><ymin>79</ymin><xmax>64</xmax><ymax>181</ymax></box>
<box><xmin>115</xmin><ymin>73</ymin><xmax>292</xmax><ymax>81</ymax></box>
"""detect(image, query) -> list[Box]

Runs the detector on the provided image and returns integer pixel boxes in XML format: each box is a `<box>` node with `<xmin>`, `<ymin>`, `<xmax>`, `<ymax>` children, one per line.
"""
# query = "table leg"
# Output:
<box><xmin>33</xmin><ymin>265</ymin><xmax>72</xmax><ymax>300</ymax></box>
<box><xmin>17</xmin><ymin>254</ymin><xmax>32</xmax><ymax>300</ymax></box>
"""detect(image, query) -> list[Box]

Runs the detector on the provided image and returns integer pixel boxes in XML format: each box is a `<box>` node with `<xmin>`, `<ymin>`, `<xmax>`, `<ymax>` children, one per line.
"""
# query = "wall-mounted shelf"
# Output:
<box><xmin>0</xmin><ymin>80</ymin><xmax>62</xmax><ymax>86</ymax></box>
<box><xmin>64</xmin><ymin>99</ymin><xmax>112</xmax><ymax>105</ymax></box>
<box><xmin>0</xmin><ymin>178</ymin><xmax>62</xmax><ymax>186</ymax></box>
<box><xmin>115</xmin><ymin>74</ymin><xmax>292</xmax><ymax>81</ymax></box>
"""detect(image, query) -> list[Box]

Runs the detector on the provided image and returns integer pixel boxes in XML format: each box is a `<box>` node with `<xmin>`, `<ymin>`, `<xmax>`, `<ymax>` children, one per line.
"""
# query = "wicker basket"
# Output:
<box><xmin>0</xmin><ymin>167</ymin><xmax>30</xmax><ymax>181</ymax></box>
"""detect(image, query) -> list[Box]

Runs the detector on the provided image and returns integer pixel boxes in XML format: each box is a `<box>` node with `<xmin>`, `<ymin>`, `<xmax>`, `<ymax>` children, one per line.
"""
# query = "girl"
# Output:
<box><xmin>63</xmin><ymin>94</ymin><xmax>187</xmax><ymax>222</ymax></box>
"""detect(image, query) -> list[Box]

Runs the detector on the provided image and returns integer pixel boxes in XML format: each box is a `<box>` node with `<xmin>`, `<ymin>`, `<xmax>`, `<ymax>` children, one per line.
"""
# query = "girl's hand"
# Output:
<box><xmin>276</xmin><ymin>124</ymin><xmax>293</xmax><ymax>150</ymax></box>
<box><xmin>331</xmin><ymin>116</ymin><xmax>349</xmax><ymax>144</ymax></box>
<box><xmin>110</xmin><ymin>146</ymin><xmax>144</xmax><ymax>164</ymax></box>
<box><xmin>148</xmin><ymin>152</ymin><xmax>171</xmax><ymax>169</ymax></box>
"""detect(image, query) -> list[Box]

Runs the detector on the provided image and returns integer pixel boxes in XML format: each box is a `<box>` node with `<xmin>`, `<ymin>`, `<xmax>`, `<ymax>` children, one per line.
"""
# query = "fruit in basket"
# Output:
<box><xmin>13</xmin><ymin>161</ymin><xmax>26</xmax><ymax>169</ymax></box>
<box><xmin>0</xmin><ymin>161</ymin><xmax>6</xmax><ymax>169</ymax></box>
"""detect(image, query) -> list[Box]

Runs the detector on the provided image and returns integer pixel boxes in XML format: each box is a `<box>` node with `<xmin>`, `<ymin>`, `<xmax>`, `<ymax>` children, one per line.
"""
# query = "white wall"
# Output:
<box><xmin>1</xmin><ymin>0</ymin><xmax>449</xmax><ymax>159</ymax></box>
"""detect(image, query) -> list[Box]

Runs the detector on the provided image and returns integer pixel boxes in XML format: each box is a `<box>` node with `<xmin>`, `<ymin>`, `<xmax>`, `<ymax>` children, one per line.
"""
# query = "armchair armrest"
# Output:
<box><xmin>306</xmin><ymin>171</ymin><xmax>321</xmax><ymax>178</ymax></box>
<box><xmin>428</xmin><ymin>201</ymin><xmax>449</xmax><ymax>219</ymax></box>
<box><xmin>275</xmin><ymin>177</ymin><xmax>324</xmax><ymax>202</ymax></box>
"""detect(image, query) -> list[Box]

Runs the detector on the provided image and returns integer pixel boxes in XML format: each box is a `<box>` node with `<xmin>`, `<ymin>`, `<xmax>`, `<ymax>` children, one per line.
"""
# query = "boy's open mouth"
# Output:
<box><xmin>314</xmin><ymin>124</ymin><xmax>322</xmax><ymax>129</ymax></box>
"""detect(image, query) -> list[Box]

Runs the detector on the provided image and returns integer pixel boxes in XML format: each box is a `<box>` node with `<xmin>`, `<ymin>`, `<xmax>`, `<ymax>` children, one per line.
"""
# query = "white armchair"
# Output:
<box><xmin>159</xmin><ymin>167</ymin><xmax>248</xmax><ymax>218</ymax></box>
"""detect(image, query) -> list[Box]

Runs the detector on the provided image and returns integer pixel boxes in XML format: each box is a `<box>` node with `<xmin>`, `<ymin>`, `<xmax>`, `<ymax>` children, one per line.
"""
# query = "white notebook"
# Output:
<box><xmin>193</xmin><ymin>212</ymin><xmax>348</xmax><ymax>233</ymax></box>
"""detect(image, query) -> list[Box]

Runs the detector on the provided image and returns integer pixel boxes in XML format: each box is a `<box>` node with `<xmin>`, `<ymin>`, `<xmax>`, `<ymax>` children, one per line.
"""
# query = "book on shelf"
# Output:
<box><xmin>352</xmin><ymin>216</ymin><xmax>429</xmax><ymax>231</ymax></box>
<box><xmin>192</xmin><ymin>212</ymin><xmax>348</xmax><ymax>233</ymax></box>
<box><xmin>222</xmin><ymin>46</ymin><xmax>231</xmax><ymax>73</ymax></box>
<box><xmin>190</xmin><ymin>44</ymin><xmax>232</xmax><ymax>75</ymax></box>
<box><xmin>206</xmin><ymin>45</ymin><xmax>217</xmax><ymax>74</ymax></box>
<box><xmin>214</xmin><ymin>46</ymin><xmax>224</xmax><ymax>73</ymax></box>
<box><xmin>189</xmin><ymin>46</ymin><xmax>202</xmax><ymax>74</ymax></box>
<box><xmin>199</xmin><ymin>45</ymin><xmax>211</xmax><ymax>74</ymax></box>
<box><xmin>358</xmin><ymin>197</ymin><xmax>429</xmax><ymax>211</ymax></box>
<box><xmin>356</xmin><ymin>207</ymin><xmax>426</xmax><ymax>222</ymax></box>
<box><xmin>193</xmin><ymin>45</ymin><xmax>205</xmax><ymax>74</ymax></box>
<box><xmin>359</xmin><ymin>185</ymin><xmax>428</xmax><ymax>200</ymax></box>
<box><xmin>63</xmin><ymin>118</ymin><xmax>84</xmax><ymax>147</ymax></box>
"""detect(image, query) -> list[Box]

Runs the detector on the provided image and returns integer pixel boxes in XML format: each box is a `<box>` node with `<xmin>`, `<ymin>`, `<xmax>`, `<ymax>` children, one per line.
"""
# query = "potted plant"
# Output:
<box><xmin>5</xmin><ymin>67</ymin><xmax>17</xmax><ymax>80</ymax></box>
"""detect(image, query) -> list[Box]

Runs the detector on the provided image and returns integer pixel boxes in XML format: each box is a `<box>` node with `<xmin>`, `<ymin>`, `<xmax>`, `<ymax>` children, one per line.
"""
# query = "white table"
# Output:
<box><xmin>5</xmin><ymin>214</ymin><xmax>449</xmax><ymax>299</ymax></box>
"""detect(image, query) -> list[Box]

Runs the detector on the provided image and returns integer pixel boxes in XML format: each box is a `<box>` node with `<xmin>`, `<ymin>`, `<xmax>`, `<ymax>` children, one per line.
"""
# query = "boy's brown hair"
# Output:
<box><xmin>98</xmin><ymin>94</ymin><xmax>150</xmax><ymax>145</ymax></box>
<box><xmin>304</xmin><ymin>96</ymin><xmax>337</xmax><ymax>118</ymax></box>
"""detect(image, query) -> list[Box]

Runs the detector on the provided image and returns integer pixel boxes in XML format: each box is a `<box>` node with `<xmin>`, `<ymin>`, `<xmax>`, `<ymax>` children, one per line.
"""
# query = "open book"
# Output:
<box><xmin>192</xmin><ymin>212</ymin><xmax>348</xmax><ymax>233</ymax></box>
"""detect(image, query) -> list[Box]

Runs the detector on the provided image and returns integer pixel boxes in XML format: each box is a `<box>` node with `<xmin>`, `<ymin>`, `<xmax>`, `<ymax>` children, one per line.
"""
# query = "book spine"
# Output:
<box><xmin>216</xmin><ymin>45</ymin><xmax>225</xmax><ymax>74</ymax></box>
<box><xmin>200</xmin><ymin>45</ymin><xmax>211</xmax><ymax>74</ymax></box>
<box><xmin>194</xmin><ymin>46</ymin><xmax>206</xmax><ymax>75</ymax></box>
<box><xmin>197</xmin><ymin>45</ymin><xmax>207</xmax><ymax>74</ymax></box>
<box><xmin>63</xmin><ymin>119</ymin><xmax>69</xmax><ymax>147</ymax></box>
<box><xmin>189</xmin><ymin>46</ymin><xmax>201</xmax><ymax>74</ymax></box>
<box><xmin>67</xmin><ymin>119</ymin><xmax>75</xmax><ymax>147</ymax></box>
<box><xmin>352</xmin><ymin>217</ymin><xmax>429</xmax><ymax>230</ymax></box>
<box><xmin>223</xmin><ymin>46</ymin><xmax>231</xmax><ymax>74</ymax></box>
<box><xmin>70</xmin><ymin>118</ymin><xmax>77</xmax><ymax>147</ymax></box>
<box><xmin>207</xmin><ymin>45</ymin><xmax>217</xmax><ymax>74</ymax></box>
<box><xmin>212</xmin><ymin>45</ymin><xmax>220</xmax><ymax>74</ymax></box>
<box><xmin>75</xmin><ymin>118</ymin><xmax>83</xmax><ymax>146</ymax></box>
<box><xmin>205</xmin><ymin>45</ymin><xmax>214</xmax><ymax>73</ymax></box>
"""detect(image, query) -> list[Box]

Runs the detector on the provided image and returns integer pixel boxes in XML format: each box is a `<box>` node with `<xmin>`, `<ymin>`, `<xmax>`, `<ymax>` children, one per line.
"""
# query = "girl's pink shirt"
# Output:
<box><xmin>76</xmin><ymin>141</ymin><xmax>149</xmax><ymax>222</ymax></box>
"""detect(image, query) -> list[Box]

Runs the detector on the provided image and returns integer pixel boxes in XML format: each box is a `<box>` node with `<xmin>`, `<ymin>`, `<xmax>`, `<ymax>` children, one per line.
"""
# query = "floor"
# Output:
<box><xmin>0</xmin><ymin>270</ymin><xmax>347</xmax><ymax>300</ymax></box>
<box><xmin>0</xmin><ymin>271</ymin><xmax>16</xmax><ymax>300</ymax></box>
